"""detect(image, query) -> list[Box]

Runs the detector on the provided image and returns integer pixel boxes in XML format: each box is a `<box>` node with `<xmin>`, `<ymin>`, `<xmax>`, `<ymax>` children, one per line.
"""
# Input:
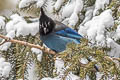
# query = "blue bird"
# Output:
<box><xmin>39</xmin><ymin>8</ymin><xmax>99</xmax><ymax>71</ymax></box>
<box><xmin>39</xmin><ymin>8</ymin><xmax>82</xmax><ymax>52</ymax></box>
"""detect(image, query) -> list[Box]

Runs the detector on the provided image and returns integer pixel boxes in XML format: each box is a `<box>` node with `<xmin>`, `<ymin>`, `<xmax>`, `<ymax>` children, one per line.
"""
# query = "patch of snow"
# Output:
<box><xmin>14</xmin><ymin>21</ymin><xmax>39</xmax><ymax>37</ymax></box>
<box><xmin>2</xmin><ymin>66</ymin><xmax>11</xmax><ymax>77</ymax></box>
<box><xmin>96</xmin><ymin>72</ymin><xmax>103</xmax><ymax>80</ymax></box>
<box><xmin>6</xmin><ymin>30</ymin><xmax>15</xmax><ymax>39</ymax></box>
<box><xmin>113</xmin><ymin>25</ymin><xmax>120</xmax><ymax>40</ymax></box>
<box><xmin>0</xmin><ymin>16</ymin><xmax>5</xmax><ymax>29</ymax></box>
<box><xmin>53</xmin><ymin>0</ymin><xmax>64</xmax><ymax>11</ymax></box>
<box><xmin>19</xmin><ymin>0</ymin><xmax>37</xmax><ymax>8</ymax></box>
<box><xmin>62</xmin><ymin>0</ymin><xmax>75</xmax><ymax>19</ymax></box>
<box><xmin>31</xmin><ymin>47</ymin><xmax>42</xmax><ymax>54</ymax></box>
<box><xmin>78</xmin><ymin>25</ymin><xmax>88</xmax><ymax>37</ymax></box>
<box><xmin>0</xmin><ymin>31</ymin><xmax>15</xmax><ymax>51</ymax></box>
<box><xmin>68</xmin><ymin>0</ymin><xmax>83</xmax><ymax>27</ymax></box>
<box><xmin>62</xmin><ymin>18</ymin><xmax>69</xmax><ymax>25</ymax></box>
<box><xmin>36</xmin><ymin>0</ymin><xmax>47</xmax><ymax>8</ymax></box>
<box><xmin>55</xmin><ymin>57</ymin><xmax>65</xmax><ymax>75</ymax></box>
<box><xmin>65</xmin><ymin>72</ymin><xmax>80</xmax><ymax>80</ymax></box>
<box><xmin>80</xmin><ymin>6</ymin><xmax>94</xmax><ymax>25</ymax></box>
<box><xmin>79</xmin><ymin>9</ymin><xmax>114</xmax><ymax>47</ymax></box>
<box><xmin>37</xmin><ymin>54</ymin><xmax>43</xmax><ymax>62</ymax></box>
<box><xmin>68</xmin><ymin>12</ymin><xmax>79</xmax><ymax>27</ymax></box>
<box><xmin>31</xmin><ymin>47</ymin><xmax>43</xmax><ymax>62</ymax></box>
<box><xmin>0</xmin><ymin>42</ymin><xmax>11</xmax><ymax>51</ymax></box>
<box><xmin>74</xmin><ymin>0</ymin><xmax>83</xmax><ymax>14</ymax></box>
<box><xmin>80</xmin><ymin>58</ymin><xmax>89</xmax><ymax>64</ymax></box>
<box><xmin>6</xmin><ymin>14</ymin><xmax>39</xmax><ymax>37</ymax></box>
<box><xmin>0</xmin><ymin>57</ymin><xmax>11</xmax><ymax>78</ymax></box>
<box><xmin>6</xmin><ymin>14</ymin><xmax>25</xmax><ymax>33</ymax></box>
<box><xmin>41</xmin><ymin>78</ymin><xmax>53</xmax><ymax>80</ymax></box>
<box><xmin>93</xmin><ymin>0</ymin><xmax>110</xmax><ymax>16</ymax></box>
<box><xmin>26</xmin><ymin>61</ymin><xmax>39</xmax><ymax>80</ymax></box>
<box><xmin>107</xmin><ymin>38</ymin><xmax>120</xmax><ymax>58</ymax></box>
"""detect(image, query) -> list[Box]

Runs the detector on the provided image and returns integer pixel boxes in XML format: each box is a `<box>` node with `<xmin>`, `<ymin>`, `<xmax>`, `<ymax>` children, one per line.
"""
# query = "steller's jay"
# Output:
<box><xmin>39</xmin><ymin>8</ymin><xmax>99</xmax><ymax>71</ymax></box>
<box><xmin>39</xmin><ymin>8</ymin><xmax>82</xmax><ymax>52</ymax></box>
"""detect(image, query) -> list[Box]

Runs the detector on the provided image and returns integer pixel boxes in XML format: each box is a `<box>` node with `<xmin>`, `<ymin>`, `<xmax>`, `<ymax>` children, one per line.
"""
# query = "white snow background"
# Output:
<box><xmin>0</xmin><ymin>0</ymin><xmax>120</xmax><ymax>80</ymax></box>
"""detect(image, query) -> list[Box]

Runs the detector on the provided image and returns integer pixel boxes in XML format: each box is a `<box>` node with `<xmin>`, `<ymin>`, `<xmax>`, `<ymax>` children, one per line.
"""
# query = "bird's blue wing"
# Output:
<box><xmin>54</xmin><ymin>21</ymin><xmax>82</xmax><ymax>41</ymax></box>
<box><xmin>55</xmin><ymin>27</ymin><xmax>83</xmax><ymax>40</ymax></box>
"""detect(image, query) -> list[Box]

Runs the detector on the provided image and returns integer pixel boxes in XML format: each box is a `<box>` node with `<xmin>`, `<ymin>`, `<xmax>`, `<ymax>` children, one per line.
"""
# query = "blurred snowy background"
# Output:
<box><xmin>0</xmin><ymin>0</ymin><xmax>120</xmax><ymax>80</ymax></box>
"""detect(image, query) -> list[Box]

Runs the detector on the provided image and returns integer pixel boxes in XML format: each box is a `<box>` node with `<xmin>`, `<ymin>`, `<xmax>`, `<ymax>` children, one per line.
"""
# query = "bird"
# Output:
<box><xmin>39</xmin><ymin>7</ymin><xmax>99</xmax><ymax>71</ymax></box>
<box><xmin>39</xmin><ymin>7</ymin><xmax>82</xmax><ymax>52</ymax></box>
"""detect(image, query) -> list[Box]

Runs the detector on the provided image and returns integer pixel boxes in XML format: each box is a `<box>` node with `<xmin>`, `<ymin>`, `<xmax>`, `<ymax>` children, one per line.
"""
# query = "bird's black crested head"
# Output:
<box><xmin>39</xmin><ymin>7</ymin><xmax>55</xmax><ymax>35</ymax></box>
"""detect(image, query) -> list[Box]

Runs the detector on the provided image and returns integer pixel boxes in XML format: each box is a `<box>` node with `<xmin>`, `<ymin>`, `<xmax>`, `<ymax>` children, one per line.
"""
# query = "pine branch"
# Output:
<box><xmin>0</xmin><ymin>34</ymin><xmax>56</xmax><ymax>55</ymax></box>
<box><xmin>105</xmin><ymin>56</ymin><xmax>120</xmax><ymax>62</ymax></box>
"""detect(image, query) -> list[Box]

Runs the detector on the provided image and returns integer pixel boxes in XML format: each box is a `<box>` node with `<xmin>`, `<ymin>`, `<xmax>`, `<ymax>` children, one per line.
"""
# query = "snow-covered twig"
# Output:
<box><xmin>0</xmin><ymin>34</ymin><xmax>56</xmax><ymax>55</ymax></box>
<box><xmin>0</xmin><ymin>40</ymin><xmax>6</xmax><ymax>45</ymax></box>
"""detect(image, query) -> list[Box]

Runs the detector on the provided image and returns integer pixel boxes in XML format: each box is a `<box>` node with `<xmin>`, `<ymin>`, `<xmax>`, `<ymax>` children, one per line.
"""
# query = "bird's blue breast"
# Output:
<box><xmin>40</xmin><ymin>27</ymin><xmax>82</xmax><ymax>52</ymax></box>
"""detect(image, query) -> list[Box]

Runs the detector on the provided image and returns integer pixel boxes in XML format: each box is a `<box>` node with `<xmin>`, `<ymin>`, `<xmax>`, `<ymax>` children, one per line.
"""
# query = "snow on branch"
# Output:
<box><xmin>0</xmin><ymin>57</ymin><xmax>11</xmax><ymax>78</ymax></box>
<box><xmin>0</xmin><ymin>34</ymin><xmax>56</xmax><ymax>55</ymax></box>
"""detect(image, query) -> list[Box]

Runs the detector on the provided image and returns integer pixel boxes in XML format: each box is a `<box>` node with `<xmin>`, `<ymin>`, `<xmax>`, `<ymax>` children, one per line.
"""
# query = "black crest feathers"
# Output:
<box><xmin>39</xmin><ymin>7</ymin><xmax>55</xmax><ymax>35</ymax></box>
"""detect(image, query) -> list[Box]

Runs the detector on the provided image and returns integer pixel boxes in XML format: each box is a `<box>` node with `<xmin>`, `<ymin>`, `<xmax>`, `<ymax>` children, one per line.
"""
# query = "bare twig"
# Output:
<box><xmin>0</xmin><ymin>34</ymin><xmax>56</xmax><ymax>55</ymax></box>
